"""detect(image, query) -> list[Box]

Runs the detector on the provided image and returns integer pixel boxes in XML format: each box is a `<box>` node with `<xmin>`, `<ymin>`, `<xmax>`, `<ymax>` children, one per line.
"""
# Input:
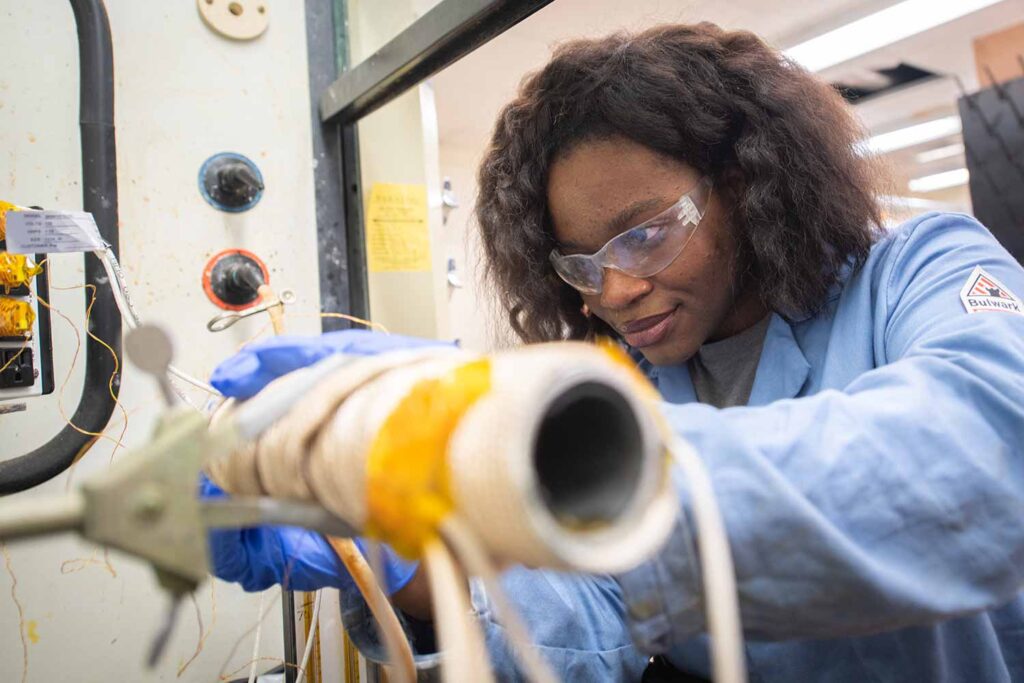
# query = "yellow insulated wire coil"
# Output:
<box><xmin>0</xmin><ymin>252</ymin><xmax>43</xmax><ymax>293</ymax></box>
<box><xmin>0</xmin><ymin>297</ymin><xmax>35</xmax><ymax>337</ymax></box>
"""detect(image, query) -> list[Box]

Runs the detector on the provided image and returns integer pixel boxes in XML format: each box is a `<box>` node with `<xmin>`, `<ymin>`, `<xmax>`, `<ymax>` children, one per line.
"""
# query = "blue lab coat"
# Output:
<box><xmin>345</xmin><ymin>212</ymin><xmax>1024</xmax><ymax>681</ymax></box>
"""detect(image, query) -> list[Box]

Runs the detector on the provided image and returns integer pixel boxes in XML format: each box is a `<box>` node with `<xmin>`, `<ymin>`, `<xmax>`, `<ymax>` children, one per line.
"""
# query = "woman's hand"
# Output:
<box><xmin>203</xmin><ymin>329</ymin><xmax>450</xmax><ymax>597</ymax></box>
<box><xmin>210</xmin><ymin>328</ymin><xmax>449</xmax><ymax>399</ymax></box>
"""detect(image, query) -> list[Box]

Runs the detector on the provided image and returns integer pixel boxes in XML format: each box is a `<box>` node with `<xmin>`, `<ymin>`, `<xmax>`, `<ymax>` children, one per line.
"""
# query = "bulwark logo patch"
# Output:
<box><xmin>960</xmin><ymin>265</ymin><xmax>1024</xmax><ymax>316</ymax></box>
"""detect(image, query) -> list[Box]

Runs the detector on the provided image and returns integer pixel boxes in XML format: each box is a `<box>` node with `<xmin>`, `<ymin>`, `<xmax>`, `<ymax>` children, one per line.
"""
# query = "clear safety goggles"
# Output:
<box><xmin>549</xmin><ymin>177</ymin><xmax>712</xmax><ymax>295</ymax></box>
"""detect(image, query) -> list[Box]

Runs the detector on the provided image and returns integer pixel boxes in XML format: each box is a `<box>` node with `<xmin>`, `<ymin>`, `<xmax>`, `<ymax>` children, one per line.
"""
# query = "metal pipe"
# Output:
<box><xmin>0</xmin><ymin>0</ymin><xmax>122</xmax><ymax>494</ymax></box>
<box><xmin>319</xmin><ymin>0</ymin><xmax>555</xmax><ymax>125</ymax></box>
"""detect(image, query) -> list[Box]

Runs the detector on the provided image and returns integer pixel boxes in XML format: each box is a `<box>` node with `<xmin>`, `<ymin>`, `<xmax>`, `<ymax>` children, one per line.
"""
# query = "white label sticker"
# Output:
<box><xmin>4</xmin><ymin>210</ymin><xmax>105</xmax><ymax>254</ymax></box>
<box><xmin>960</xmin><ymin>265</ymin><xmax>1024</xmax><ymax>316</ymax></box>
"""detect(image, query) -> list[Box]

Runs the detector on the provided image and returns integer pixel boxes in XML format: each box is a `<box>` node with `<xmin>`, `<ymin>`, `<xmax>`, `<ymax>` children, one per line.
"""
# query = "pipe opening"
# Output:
<box><xmin>533</xmin><ymin>381</ymin><xmax>644</xmax><ymax>526</ymax></box>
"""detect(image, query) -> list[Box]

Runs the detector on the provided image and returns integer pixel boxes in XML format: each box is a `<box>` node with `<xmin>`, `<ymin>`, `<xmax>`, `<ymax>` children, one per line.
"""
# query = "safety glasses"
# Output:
<box><xmin>549</xmin><ymin>177</ymin><xmax>712</xmax><ymax>295</ymax></box>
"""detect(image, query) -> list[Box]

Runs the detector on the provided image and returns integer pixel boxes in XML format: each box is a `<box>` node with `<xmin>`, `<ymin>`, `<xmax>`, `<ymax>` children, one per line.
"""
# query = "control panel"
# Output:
<box><xmin>0</xmin><ymin>201</ymin><xmax>54</xmax><ymax>402</ymax></box>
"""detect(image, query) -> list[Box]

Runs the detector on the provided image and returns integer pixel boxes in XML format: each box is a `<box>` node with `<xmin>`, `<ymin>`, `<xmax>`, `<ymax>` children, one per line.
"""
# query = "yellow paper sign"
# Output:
<box><xmin>366</xmin><ymin>183</ymin><xmax>431</xmax><ymax>273</ymax></box>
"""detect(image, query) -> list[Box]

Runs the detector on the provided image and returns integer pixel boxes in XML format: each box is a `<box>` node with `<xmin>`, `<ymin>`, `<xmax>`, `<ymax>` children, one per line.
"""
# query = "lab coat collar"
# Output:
<box><xmin>746</xmin><ymin>313</ymin><xmax>811</xmax><ymax>406</ymax></box>
<box><xmin>641</xmin><ymin>313</ymin><xmax>810</xmax><ymax>406</ymax></box>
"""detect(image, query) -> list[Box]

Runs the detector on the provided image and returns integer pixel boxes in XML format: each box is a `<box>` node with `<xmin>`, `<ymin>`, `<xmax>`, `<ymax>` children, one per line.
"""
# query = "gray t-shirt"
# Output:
<box><xmin>688</xmin><ymin>315</ymin><xmax>771</xmax><ymax>408</ymax></box>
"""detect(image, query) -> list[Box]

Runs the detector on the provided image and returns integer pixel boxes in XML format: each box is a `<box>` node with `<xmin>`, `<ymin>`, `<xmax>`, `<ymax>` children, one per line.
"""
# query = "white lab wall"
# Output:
<box><xmin>347</xmin><ymin>0</ymin><xmax>452</xmax><ymax>341</ymax></box>
<box><xmin>436</xmin><ymin>140</ymin><xmax>514</xmax><ymax>353</ymax></box>
<box><xmin>0</xmin><ymin>2</ymin><xmax>327</xmax><ymax>680</ymax></box>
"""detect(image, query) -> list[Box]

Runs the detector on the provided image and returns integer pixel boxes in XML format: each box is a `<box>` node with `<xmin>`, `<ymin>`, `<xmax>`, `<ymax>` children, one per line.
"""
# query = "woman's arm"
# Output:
<box><xmin>343</xmin><ymin>566</ymin><xmax>649</xmax><ymax>681</ymax></box>
<box><xmin>621</xmin><ymin>213</ymin><xmax>1024</xmax><ymax>650</ymax></box>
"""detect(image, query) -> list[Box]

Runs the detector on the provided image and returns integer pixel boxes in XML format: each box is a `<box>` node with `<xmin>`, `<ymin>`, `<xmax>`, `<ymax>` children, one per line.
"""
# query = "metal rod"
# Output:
<box><xmin>282</xmin><ymin>590</ymin><xmax>299</xmax><ymax>683</ymax></box>
<box><xmin>0</xmin><ymin>493</ymin><xmax>85</xmax><ymax>540</ymax></box>
<box><xmin>201</xmin><ymin>498</ymin><xmax>358</xmax><ymax>539</ymax></box>
<box><xmin>340</xmin><ymin>123</ymin><xmax>369</xmax><ymax>320</ymax></box>
<box><xmin>319</xmin><ymin>0</ymin><xmax>555</xmax><ymax>125</ymax></box>
<box><xmin>306</xmin><ymin>0</ymin><xmax>356</xmax><ymax>332</ymax></box>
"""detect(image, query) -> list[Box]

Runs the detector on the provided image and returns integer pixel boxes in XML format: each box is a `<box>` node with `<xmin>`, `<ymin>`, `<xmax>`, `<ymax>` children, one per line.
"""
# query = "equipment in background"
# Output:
<box><xmin>0</xmin><ymin>202</ymin><xmax>55</xmax><ymax>400</ymax></box>
<box><xmin>0</xmin><ymin>0</ymin><xmax>123</xmax><ymax>496</ymax></box>
<box><xmin>202</xmin><ymin>248</ymin><xmax>271</xmax><ymax>310</ymax></box>
<box><xmin>959</xmin><ymin>73</ymin><xmax>1024</xmax><ymax>263</ymax></box>
<box><xmin>197</xmin><ymin>0</ymin><xmax>270</xmax><ymax>42</ymax></box>
<box><xmin>203</xmin><ymin>248</ymin><xmax>296</xmax><ymax>332</ymax></box>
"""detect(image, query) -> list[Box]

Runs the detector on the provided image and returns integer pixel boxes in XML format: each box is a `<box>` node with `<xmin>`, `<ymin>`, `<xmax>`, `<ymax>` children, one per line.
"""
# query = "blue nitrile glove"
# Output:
<box><xmin>210</xmin><ymin>328</ymin><xmax>447</xmax><ymax>400</ymax></box>
<box><xmin>204</xmin><ymin>329</ymin><xmax>450</xmax><ymax>593</ymax></box>
<box><xmin>200</xmin><ymin>475</ymin><xmax>418</xmax><ymax>593</ymax></box>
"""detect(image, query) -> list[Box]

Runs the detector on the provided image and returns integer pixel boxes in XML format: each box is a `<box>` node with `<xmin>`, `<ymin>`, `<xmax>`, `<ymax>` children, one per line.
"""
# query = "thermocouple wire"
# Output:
<box><xmin>96</xmin><ymin>247</ymin><xmax>218</xmax><ymax>400</ymax></box>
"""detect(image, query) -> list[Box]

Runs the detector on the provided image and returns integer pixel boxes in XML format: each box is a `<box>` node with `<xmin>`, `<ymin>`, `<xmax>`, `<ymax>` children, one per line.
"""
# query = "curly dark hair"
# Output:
<box><xmin>476</xmin><ymin>22</ymin><xmax>885</xmax><ymax>343</ymax></box>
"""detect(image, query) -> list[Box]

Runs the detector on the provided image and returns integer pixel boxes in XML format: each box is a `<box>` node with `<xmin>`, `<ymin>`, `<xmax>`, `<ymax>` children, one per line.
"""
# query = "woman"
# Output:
<box><xmin>208</xmin><ymin>23</ymin><xmax>1024</xmax><ymax>682</ymax></box>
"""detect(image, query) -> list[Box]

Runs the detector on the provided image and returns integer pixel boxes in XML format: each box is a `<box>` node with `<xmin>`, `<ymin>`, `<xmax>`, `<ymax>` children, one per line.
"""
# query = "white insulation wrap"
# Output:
<box><xmin>207</xmin><ymin>342</ymin><xmax>676</xmax><ymax>574</ymax></box>
<box><xmin>307</xmin><ymin>350</ymin><xmax>472</xmax><ymax>527</ymax></box>
<box><xmin>447</xmin><ymin>342</ymin><xmax>676</xmax><ymax>572</ymax></box>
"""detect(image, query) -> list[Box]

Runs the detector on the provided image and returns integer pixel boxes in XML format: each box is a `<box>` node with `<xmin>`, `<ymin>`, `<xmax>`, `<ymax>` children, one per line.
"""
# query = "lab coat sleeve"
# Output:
<box><xmin>339</xmin><ymin>567</ymin><xmax>649</xmax><ymax>682</ymax></box>
<box><xmin>620</xmin><ymin>213</ymin><xmax>1024</xmax><ymax>649</ymax></box>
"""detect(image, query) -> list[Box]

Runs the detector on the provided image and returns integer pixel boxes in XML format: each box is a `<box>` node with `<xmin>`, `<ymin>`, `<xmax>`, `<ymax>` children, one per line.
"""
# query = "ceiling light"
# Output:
<box><xmin>915</xmin><ymin>143</ymin><xmax>966</xmax><ymax>164</ymax></box>
<box><xmin>909</xmin><ymin>168</ymin><xmax>969</xmax><ymax>193</ymax></box>
<box><xmin>866</xmin><ymin>115</ymin><xmax>962</xmax><ymax>154</ymax></box>
<box><xmin>879</xmin><ymin>195</ymin><xmax>959</xmax><ymax>210</ymax></box>
<box><xmin>785</xmin><ymin>0</ymin><xmax>1003</xmax><ymax>72</ymax></box>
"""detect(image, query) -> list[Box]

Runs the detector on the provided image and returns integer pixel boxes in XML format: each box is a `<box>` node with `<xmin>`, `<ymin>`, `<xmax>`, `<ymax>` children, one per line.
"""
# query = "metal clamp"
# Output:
<box><xmin>207</xmin><ymin>288</ymin><xmax>296</xmax><ymax>332</ymax></box>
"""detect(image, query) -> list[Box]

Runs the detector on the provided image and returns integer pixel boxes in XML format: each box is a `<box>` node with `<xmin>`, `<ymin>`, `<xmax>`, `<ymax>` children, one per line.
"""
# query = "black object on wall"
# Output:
<box><xmin>958</xmin><ymin>75</ymin><xmax>1024</xmax><ymax>263</ymax></box>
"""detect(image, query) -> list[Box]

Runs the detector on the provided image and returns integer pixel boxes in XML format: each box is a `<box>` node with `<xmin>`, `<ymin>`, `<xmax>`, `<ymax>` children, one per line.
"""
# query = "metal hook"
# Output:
<box><xmin>206</xmin><ymin>289</ymin><xmax>295</xmax><ymax>332</ymax></box>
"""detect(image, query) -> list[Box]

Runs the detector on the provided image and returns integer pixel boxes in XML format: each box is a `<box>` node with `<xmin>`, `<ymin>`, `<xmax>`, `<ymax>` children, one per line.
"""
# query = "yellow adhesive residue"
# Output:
<box><xmin>596</xmin><ymin>337</ymin><xmax>661</xmax><ymax>401</ymax></box>
<box><xmin>26</xmin><ymin>620</ymin><xmax>39</xmax><ymax>644</ymax></box>
<box><xmin>365</xmin><ymin>359</ymin><xmax>492</xmax><ymax>558</ymax></box>
<box><xmin>365</xmin><ymin>183</ymin><xmax>432</xmax><ymax>273</ymax></box>
<box><xmin>0</xmin><ymin>297</ymin><xmax>35</xmax><ymax>337</ymax></box>
<box><xmin>0</xmin><ymin>252</ymin><xmax>42</xmax><ymax>293</ymax></box>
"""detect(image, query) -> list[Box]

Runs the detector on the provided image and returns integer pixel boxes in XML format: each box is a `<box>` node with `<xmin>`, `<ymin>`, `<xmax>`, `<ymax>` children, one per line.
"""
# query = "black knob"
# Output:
<box><xmin>199</xmin><ymin>153</ymin><xmax>264</xmax><ymax>212</ymax></box>
<box><xmin>206</xmin><ymin>252</ymin><xmax>267</xmax><ymax>308</ymax></box>
<box><xmin>217</xmin><ymin>163</ymin><xmax>264</xmax><ymax>205</ymax></box>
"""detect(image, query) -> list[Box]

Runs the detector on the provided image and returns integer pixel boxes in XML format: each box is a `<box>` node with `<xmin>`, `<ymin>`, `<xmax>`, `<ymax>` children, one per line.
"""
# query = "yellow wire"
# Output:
<box><xmin>317</xmin><ymin>312</ymin><xmax>389</xmax><ymax>334</ymax></box>
<box><xmin>281</xmin><ymin>311</ymin><xmax>389</xmax><ymax>334</ymax></box>
<box><xmin>0</xmin><ymin>346</ymin><xmax>25</xmax><ymax>375</ymax></box>
<box><xmin>2</xmin><ymin>542</ymin><xmax>29</xmax><ymax>683</ymax></box>
<box><xmin>30</xmin><ymin>283</ymin><xmax>129</xmax><ymax>451</ymax></box>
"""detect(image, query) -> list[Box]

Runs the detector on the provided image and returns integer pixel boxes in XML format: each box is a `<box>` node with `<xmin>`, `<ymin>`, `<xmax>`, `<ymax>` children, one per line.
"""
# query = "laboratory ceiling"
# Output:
<box><xmin>431</xmin><ymin>0</ymin><xmax>1024</xmax><ymax>209</ymax></box>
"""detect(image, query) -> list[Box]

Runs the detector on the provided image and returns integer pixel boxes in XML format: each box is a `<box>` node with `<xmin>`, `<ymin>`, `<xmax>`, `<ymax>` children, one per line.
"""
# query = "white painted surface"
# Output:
<box><xmin>1</xmin><ymin>1</ymin><xmax>324</xmax><ymax>680</ymax></box>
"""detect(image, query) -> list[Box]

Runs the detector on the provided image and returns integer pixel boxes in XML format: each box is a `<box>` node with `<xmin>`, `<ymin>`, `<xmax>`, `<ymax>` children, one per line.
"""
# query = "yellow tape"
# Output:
<box><xmin>365</xmin><ymin>358</ymin><xmax>492</xmax><ymax>558</ymax></box>
<box><xmin>0</xmin><ymin>297</ymin><xmax>35</xmax><ymax>337</ymax></box>
<box><xmin>0</xmin><ymin>200</ymin><xmax>23</xmax><ymax>243</ymax></box>
<box><xmin>0</xmin><ymin>253</ymin><xmax>43</xmax><ymax>293</ymax></box>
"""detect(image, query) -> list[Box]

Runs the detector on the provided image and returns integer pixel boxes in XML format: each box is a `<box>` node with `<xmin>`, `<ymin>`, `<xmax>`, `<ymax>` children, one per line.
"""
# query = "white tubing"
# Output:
<box><xmin>294</xmin><ymin>591</ymin><xmax>322</xmax><ymax>683</ymax></box>
<box><xmin>246</xmin><ymin>590</ymin><xmax>267</xmax><ymax>683</ymax></box>
<box><xmin>446</xmin><ymin>343</ymin><xmax>676</xmax><ymax>572</ymax></box>
<box><xmin>440</xmin><ymin>516</ymin><xmax>558</xmax><ymax>683</ymax></box>
<box><xmin>424</xmin><ymin>539</ymin><xmax>495</xmax><ymax>683</ymax></box>
<box><xmin>668</xmin><ymin>436</ymin><xmax>747</xmax><ymax>683</ymax></box>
